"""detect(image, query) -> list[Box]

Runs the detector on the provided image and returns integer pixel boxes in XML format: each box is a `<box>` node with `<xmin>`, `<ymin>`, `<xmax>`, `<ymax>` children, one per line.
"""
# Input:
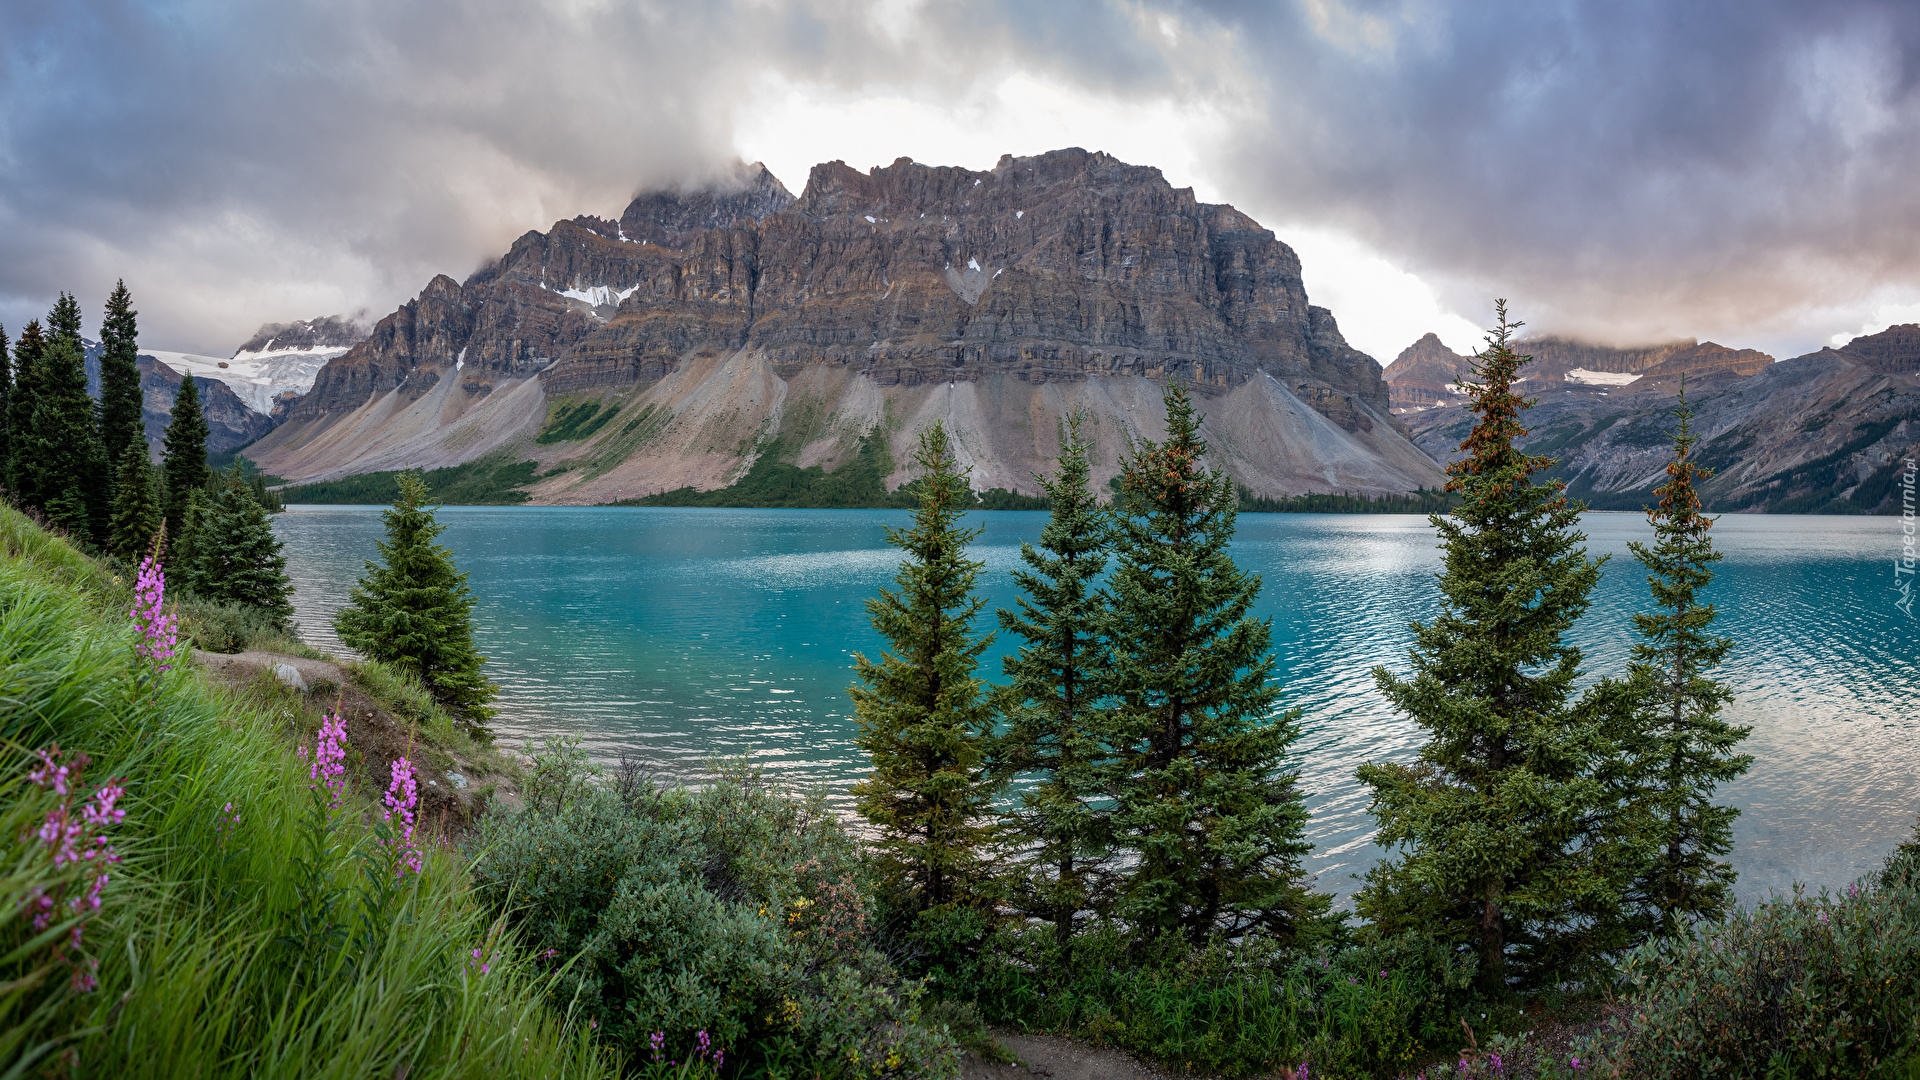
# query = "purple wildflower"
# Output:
<box><xmin>24</xmin><ymin>747</ymin><xmax>124</xmax><ymax>992</ymax></box>
<box><xmin>382</xmin><ymin>756</ymin><xmax>422</xmax><ymax>876</ymax></box>
<box><xmin>305</xmin><ymin>713</ymin><xmax>349</xmax><ymax>811</ymax></box>
<box><xmin>129</xmin><ymin>555</ymin><xmax>178</xmax><ymax>673</ymax></box>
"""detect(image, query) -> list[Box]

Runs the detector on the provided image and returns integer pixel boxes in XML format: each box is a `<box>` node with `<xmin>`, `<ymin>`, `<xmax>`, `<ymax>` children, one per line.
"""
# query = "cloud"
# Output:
<box><xmin>1194</xmin><ymin>0</ymin><xmax>1920</xmax><ymax>355</ymax></box>
<box><xmin>3</xmin><ymin>0</ymin><xmax>1915</xmax><ymax>361</ymax></box>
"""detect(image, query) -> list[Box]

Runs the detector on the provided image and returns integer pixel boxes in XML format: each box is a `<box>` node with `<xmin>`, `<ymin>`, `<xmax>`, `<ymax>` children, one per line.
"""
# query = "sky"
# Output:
<box><xmin>2</xmin><ymin>0</ymin><xmax>1917</xmax><ymax>364</ymax></box>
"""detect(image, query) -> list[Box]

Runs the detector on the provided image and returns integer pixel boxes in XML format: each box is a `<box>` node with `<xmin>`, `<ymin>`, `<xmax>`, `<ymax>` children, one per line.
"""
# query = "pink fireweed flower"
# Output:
<box><xmin>23</xmin><ymin>748</ymin><xmax>124</xmax><ymax>993</ymax></box>
<box><xmin>216</xmin><ymin>801</ymin><xmax>241</xmax><ymax>849</ymax></box>
<box><xmin>306</xmin><ymin>713</ymin><xmax>349</xmax><ymax>810</ymax></box>
<box><xmin>129</xmin><ymin>555</ymin><xmax>178</xmax><ymax>672</ymax></box>
<box><xmin>382</xmin><ymin>756</ymin><xmax>422</xmax><ymax>876</ymax></box>
<box><xmin>467</xmin><ymin>947</ymin><xmax>490</xmax><ymax>976</ymax></box>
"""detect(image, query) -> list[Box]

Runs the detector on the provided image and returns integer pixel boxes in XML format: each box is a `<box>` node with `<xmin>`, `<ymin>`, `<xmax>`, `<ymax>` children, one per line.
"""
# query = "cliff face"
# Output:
<box><xmin>254</xmin><ymin>149</ymin><xmax>1444</xmax><ymax>501</ymax></box>
<box><xmin>1383</xmin><ymin>333</ymin><xmax>1472</xmax><ymax>411</ymax></box>
<box><xmin>1814</xmin><ymin>322</ymin><xmax>1920</xmax><ymax>375</ymax></box>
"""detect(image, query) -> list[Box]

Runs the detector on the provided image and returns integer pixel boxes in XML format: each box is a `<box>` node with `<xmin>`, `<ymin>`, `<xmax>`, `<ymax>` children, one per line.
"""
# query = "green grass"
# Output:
<box><xmin>629</xmin><ymin>433</ymin><xmax>917</xmax><ymax>510</ymax></box>
<box><xmin>535</xmin><ymin>400</ymin><xmax>620</xmax><ymax>445</ymax></box>
<box><xmin>0</xmin><ymin>503</ymin><xmax>616</xmax><ymax>1078</ymax></box>
<box><xmin>278</xmin><ymin>453</ymin><xmax>540</xmax><ymax>506</ymax></box>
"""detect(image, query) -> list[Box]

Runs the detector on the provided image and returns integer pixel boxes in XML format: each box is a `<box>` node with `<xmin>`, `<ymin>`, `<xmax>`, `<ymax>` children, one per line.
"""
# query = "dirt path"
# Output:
<box><xmin>964</xmin><ymin>1033</ymin><xmax>1182</xmax><ymax>1080</ymax></box>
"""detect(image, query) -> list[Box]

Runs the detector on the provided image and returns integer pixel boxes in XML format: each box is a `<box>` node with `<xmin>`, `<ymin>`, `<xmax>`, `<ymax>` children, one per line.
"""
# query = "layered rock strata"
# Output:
<box><xmin>254</xmin><ymin>149</ymin><xmax>1445</xmax><ymax>501</ymax></box>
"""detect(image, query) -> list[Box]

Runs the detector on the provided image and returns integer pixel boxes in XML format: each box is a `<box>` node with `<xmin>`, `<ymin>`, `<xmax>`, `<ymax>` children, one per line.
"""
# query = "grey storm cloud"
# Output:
<box><xmin>1192</xmin><ymin>0</ymin><xmax>1920</xmax><ymax>352</ymax></box>
<box><xmin>1</xmin><ymin>0</ymin><xmax>1916</xmax><ymax>356</ymax></box>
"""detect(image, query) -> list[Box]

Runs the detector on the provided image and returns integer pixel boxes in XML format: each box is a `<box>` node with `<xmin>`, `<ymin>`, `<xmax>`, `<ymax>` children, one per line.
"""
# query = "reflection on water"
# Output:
<box><xmin>277</xmin><ymin>506</ymin><xmax>1920</xmax><ymax>907</ymax></box>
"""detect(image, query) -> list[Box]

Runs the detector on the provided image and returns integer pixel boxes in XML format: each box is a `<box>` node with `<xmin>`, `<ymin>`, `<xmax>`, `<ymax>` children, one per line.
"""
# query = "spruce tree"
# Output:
<box><xmin>98</xmin><ymin>281</ymin><xmax>145</xmax><ymax>493</ymax></box>
<box><xmin>162</xmin><ymin>368</ymin><xmax>210</xmax><ymax>540</ymax></box>
<box><xmin>109</xmin><ymin>439</ymin><xmax>164</xmax><ymax>563</ymax></box>
<box><xmin>32</xmin><ymin>296</ymin><xmax>105</xmax><ymax>541</ymax></box>
<box><xmin>994</xmin><ymin>413</ymin><xmax>1114</xmax><ymax>957</ymax></box>
<box><xmin>1101</xmin><ymin>382</ymin><xmax>1322</xmax><ymax>945</ymax></box>
<box><xmin>6</xmin><ymin>322</ymin><xmax>44</xmax><ymax>507</ymax></box>
<box><xmin>192</xmin><ymin>468</ymin><xmax>294</xmax><ymax>621</ymax></box>
<box><xmin>335</xmin><ymin>471</ymin><xmax>497</xmax><ymax>721</ymax></box>
<box><xmin>1356</xmin><ymin>302</ymin><xmax>1626</xmax><ymax>996</ymax></box>
<box><xmin>1616</xmin><ymin>382</ymin><xmax>1752</xmax><ymax>939</ymax></box>
<box><xmin>0</xmin><ymin>323</ymin><xmax>10</xmax><ymax>496</ymax></box>
<box><xmin>171</xmin><ymin>489</ymin><xmax>213</xmax><ymax>596</ymax></box>
<box><xmin>851</xmin><ymin>422</ymin><xmax>1002</xmax><ymax>924</ymax></box>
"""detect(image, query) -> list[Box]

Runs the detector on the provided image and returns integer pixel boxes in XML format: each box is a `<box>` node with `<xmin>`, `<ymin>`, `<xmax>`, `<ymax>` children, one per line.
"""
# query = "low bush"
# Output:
<box><xmin>1604</xmin><ymin>834</ymin><xmax>1920</xmax><ymax>1078</ymax></box>
<box><xmin>471</xmin><ymin>744</ymin><xmax>962</xmax><ymax>1078</ymax></box>
<box><xmin>947</xmin><ymin>923</ymin><xmax>1477</xmax><ymax>1077</ymax></box>
<box><xmin>173</xmin><ymin>589</ymin><xmax>287</xmax><ymax>653</ymax></box>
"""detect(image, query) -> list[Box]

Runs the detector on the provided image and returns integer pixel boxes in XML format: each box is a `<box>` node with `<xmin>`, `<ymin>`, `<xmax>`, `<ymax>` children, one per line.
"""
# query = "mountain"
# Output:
<box><xmin>250</xmin><ymin>149</ymin><xmax>1445</xmax><ymax>502</ymax></box>
<box><xmin>1383</xmin><ymin>333</ymin><xmax>1775</xmax><ymax>413</ymax></box>
<box><xmin>153</xmin><ymin>315</ymin><xmax>371</xmax><ymax>414</ymax></box>
<box><xmin>1808</xmin><ymin>322</ymin><xmax>1920</xmax><ymax>375</ymax></box>
<box><xmin>1402</xmin><ymin>322</ymin><xmax>1920</xmax><ymax>513</ymax></box>
<box><xmin>83</xmin><ymin>340</ymin><xmax>277</xmax><ymax>458</ymax></box>
<box><xmin>1383</xmin><ymin>333</ymin><xmax>1472</xmax><ymax>410</ymax></box>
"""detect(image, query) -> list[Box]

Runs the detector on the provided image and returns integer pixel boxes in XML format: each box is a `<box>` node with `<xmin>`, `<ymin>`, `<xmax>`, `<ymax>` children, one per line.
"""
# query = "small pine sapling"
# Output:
<box><xmin>334</xmin><ymin>471</ymin><xmax>497</xmax><ymax>724</ymax></box>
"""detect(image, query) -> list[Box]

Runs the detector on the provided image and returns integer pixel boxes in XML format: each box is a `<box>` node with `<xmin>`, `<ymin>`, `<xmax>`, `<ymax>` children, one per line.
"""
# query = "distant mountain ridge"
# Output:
<box><xmin>1384</xmin><ymin>334</ymin><xmax>1775</xmax><ymax>412</ymax></box>
<box><xmin>1400</xmin><ymin>321</ymin><xmax>1920</xmax><ymax>514</ymax></box>
<box><xmin>251</xmin><ymin>148</ymin><xmax>1445</xmax><ymax>502</ymax></box>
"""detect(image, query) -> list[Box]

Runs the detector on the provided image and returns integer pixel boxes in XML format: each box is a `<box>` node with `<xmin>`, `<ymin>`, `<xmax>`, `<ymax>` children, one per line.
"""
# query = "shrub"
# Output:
<box><xmin>1606</xmin><ymin>838</ymin><xmax>1920</xmax><ymax>1077</ymax></box>
<box><xmin>470</xmin><ymin>751</ymin><xmax>961</xmax><ymax>1078</ymax></box>
<box><xmin>173</xmin><ymin>590</ymin><xmax>285</xmax><ymax>653</ymax></box>
<box><xmin>954</xmin><ymin>924</ymin><xmax>1476</xmax><ymax>1077</ymax></box>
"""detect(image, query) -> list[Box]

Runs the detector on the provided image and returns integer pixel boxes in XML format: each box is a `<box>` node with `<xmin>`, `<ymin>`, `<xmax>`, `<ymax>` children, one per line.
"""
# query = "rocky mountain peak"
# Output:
<box><xmin>233</xmin><ymin>313</ymin><xmax>370</xmax><ymax>357</ymax></box>
<box><xmin>615</xmin><ymin>161</ymin><xmax>794</xmax><ymax>248</ymax></box>
<box><xmin>1825</xmin><ymin>322</ymin><xmax>1920</xmax><ymax>375</ymax></box>
<box><xmin>1383</xmin><ymin>333</ymin><xmax>1472</xmax><ymax>411</ymax></box>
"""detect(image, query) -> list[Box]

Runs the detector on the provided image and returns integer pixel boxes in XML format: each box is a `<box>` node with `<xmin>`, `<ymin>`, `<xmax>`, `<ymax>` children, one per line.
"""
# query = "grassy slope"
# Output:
<box><xmin>0</xmin><ymin>506</ymin><xmax>614</xmax><ymax>1078</ymax></box>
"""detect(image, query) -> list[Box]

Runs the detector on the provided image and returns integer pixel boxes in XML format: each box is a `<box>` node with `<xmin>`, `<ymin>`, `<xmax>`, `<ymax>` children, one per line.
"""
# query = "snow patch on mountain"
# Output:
<box><xmin>146</xmin><ymin>348</ymin><xmax>343</xmax><ymax>414</ymax></box>
<box><xmin>548</xmin><ymin>282</ymin><xmax>641</xmax><ymax>316</ymax></box>
<box><xmin>1565</xmin><ymin>367</ymin><xmax>1642</xmax><ymax>387</ymax></box>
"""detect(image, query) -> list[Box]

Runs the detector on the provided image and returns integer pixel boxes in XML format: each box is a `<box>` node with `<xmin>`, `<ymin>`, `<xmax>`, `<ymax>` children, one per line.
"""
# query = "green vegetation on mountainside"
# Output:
<box><xmin>279</xmin><ymin>451</ymin><xmax>540</xmax><ymax>505</ymax></box>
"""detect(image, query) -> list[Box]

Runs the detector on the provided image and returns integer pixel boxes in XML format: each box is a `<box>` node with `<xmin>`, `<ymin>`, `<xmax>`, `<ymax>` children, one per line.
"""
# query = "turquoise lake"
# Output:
<box><xmin>275</xmin><ymin>506</ymin><xmax>1920</xmax><ymax>908</ymax></box>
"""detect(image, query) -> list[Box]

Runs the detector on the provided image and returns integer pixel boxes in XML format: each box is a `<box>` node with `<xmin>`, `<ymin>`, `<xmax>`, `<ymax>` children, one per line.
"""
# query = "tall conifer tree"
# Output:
<box><xmin>335</xmin><ymin>471</ymin><xmax>497</xmax><ymax>721</ymax></box>
<box><xmin>1357</xmin><ymin>302</ymin><xmax>1627</xmax><ymax>995</ymax></box>
<box><xmin>190</xmin><ymin>468</ymin><xmax>294</xmax><ymax>621</ymax></box>
<box><xmin>109</xmin><ymin>439</ymin><xmax>164</xmax><ymax>563</ymax></box>
<box><xmin>6</xmin><ymin>321</ymin><xmax>45</xmax><ymax>507</ymax></box>
<box><xmin>1101</xmin><ymin>382</ymin><xmax>1322</xmax><ymax>945</ymax></box>
<box><xmin>161</xmin><ymin>369</ymin><xmax>210</xmax><ymax>539</ymax></box>
<box><xmin>1616</xmin><ymin>382</ymin><xmax>1752</xmax><ymax>939</ymax></box>
<box><xmin>33</xmin><ymin>295</ymin><xmax>105</xmax><ymax>540</ymax></box>
<box><xmin>851</xmin><ymin>422</ymin><xmax>1002</xmax><ymax>923</ymax></box>
<box><xmin>0</xmin><ymin>323</ymin><xmax>11</xmax><ymax>495</ymax></box>
<box><xmin>995</xmin><ymin>414</ymin><xmax>1114</xmax><ymax>956</ymax></box>
<box><xmin>98</xmin><ymin>281</ymin><xmax>144</xmax><ymax>491</ymax></box>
